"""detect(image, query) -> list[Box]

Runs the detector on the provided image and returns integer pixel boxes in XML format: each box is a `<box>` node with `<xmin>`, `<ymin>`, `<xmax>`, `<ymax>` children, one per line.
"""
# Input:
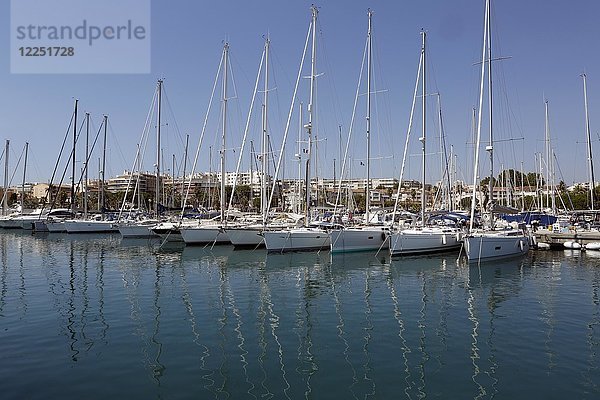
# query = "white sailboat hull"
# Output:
<box><xmin>65</xmin><ymin>220</ymin><xmax>118</xmax><ymax>233</ymax></box>
<box><xmin>263</xmin><ymin>228</ymin><xmax>330</xmax><ymax>253</ymax></box>
<box><xmin>0</xmin><ymin>218</ymin><xmax>23</xmax><ymax>229</ymax></box>
<box><xmin>389</xmin><ymin>227</ymin><xmax>462</xmax><ymax>256</ymax></box>
<box><xmin>180</xmin><ymin>225</ymin><xmax>230</xmax><ymax>245</ymax></box>
<box><xmin>151</xmin><ymin>222</ymin><xmax>184</xmax><ymax>242</ymax></box>
<box><xmin>0</xmin><ymin>215</ymin><xmax>42</xmax><ymax>230</ymax></box>
<box><xmin>330</xmin><ymin>226</ymin><xmax>389</xmax><ymax>253</ymax></box>
<box><xmin>118</xmin><ymin>220</ymin><xmax>159</xmax><ymax>238</ymax></box>
<box><xmin>46</xmin><ymin>221</ymin><xmax>67</xmax><ymax>233</ymax></box>
<box><xmin>225</xmin><ymin>225</ymin><xmax>265</xmax><ymax>248</ymax></box>
<box><xmin>464</xmin><ymin>230</ymin><xmax>530</xmax><ymax>262</ymax></box>
<box><xmin>0</xmin><ymin>216</ymin><xmax>42</xmax><ymax>230</ymax></box>
<box><xmin>0</xmin><ymin>208</ymin><xmax>69</xmax><ymax>230</ymax></box>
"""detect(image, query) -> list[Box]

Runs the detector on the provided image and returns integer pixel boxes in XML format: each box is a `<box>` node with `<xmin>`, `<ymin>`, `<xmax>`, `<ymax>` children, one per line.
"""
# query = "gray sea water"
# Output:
<box><xmin>0</xmin><ymin>230</ymin><xmax>599</xmax><ymax>399</ymax></box>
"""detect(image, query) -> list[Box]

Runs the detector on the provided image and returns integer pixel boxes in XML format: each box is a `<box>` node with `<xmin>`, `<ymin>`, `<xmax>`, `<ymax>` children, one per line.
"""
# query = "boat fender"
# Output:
<box><xmin>381</xmin><ymin>232</ymin><xmax>386</xmax><ymax>241</ymax></box>
<box><xmin>519</xmin><ymin>240</ymin><xmax>524</xmax><ymax>251</ymax></box>
<box><xmin>442</xmin><ymin>234</ymin><xmax>447</xmax><ymax>245</ymax></box>
<box><xmin>586</xmin><ymin>242</ymin><xmax>600</xmax><ymax>251</ymax></box>
<box><xmin>564</xmin><ymin>241</ymin><xmax>582</xmax><ymax>249</ymax></box>
<box><xmin>537</xmin><ymin>242</ymin><xmax>551</xmax><ymax>250</ymax></box>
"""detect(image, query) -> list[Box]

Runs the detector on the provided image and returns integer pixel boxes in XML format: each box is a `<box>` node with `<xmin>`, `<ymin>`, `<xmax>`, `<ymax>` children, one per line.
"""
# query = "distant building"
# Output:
<box><xmin>31</xmin><ymin>182</ymin><xmax>71</xmax><ymax>201</ymax></box>
<box><xmin>106</xmin><ymin>171</ymin><xmax>157</xmax><ymax>194</ymax></box>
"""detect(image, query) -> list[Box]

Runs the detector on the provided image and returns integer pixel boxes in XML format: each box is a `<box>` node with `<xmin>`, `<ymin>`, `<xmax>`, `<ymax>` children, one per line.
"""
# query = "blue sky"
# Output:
<box><xmin>1</xmin><ymin>0</ymin><xmax>599</xmax><ymax>187</ymax></box>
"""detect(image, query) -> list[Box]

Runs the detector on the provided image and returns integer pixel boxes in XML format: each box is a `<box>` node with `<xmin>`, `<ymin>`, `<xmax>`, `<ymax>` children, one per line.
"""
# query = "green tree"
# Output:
<box><xmin>354</xmin><ymin>194</ymin><xmax>365</xmax><ymax>212</ymax></box>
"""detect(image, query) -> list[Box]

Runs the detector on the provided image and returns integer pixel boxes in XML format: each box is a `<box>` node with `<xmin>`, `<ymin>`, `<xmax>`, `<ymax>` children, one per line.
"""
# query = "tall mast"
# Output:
<box><xmin>71</xmin><ymin>99</ymin><xmax>78</xmax><ymax>215</ymax></box>
<box><xmin>419</xmin><ymin>29</ymin><xmax>427</xmax><ymax>226</ymax></box>
<box><xmin>335</xmin><ymin>124</ymin><xmax>341</xmax><ymax>203</ymax></box>
<box><xmin>181</xmin><ymin>134</ymin><xmax>189</xmax><ymax>208</ymax></box>
<box><xmin>101</xmin><ymin>115</ymin><xmax>108</xmax><ymax>218</ymax></box>
<box><xmin>20</xmin><ymin>142</ymin><xmax>28</xmax><ymax>214</ymax></box>
<box><xmin>304</xmin><ymin>6</ymin><xmax>318</xmax><ymax>227</ymax></box>
<box><xmin>536</xmin><ymin>153</ymin><xmax>542</xmax><ymax>209</ymax></box>
<box><xmin>97</xmin><ymin>157</ymin><xmax>101</xmax><ymax>211</ymax></box>
<box><xmin>84</xmin><ymin>112</ymin><xmax>90</xmax><ymax>218</ymax></box>
<box><xmin>520</xmin><ymin>161</ymin><xmax>525</xmax><ymax>211</ymax></box>
<box><xmin>366</xmin><ymin>9</ymin><xmax>373</xmax><ymax>225</ymax></box>
<box><xmin>250</xmin><ymin>140</ymin><xmax>255</xmax><ymax>210</ymax></box>
<box><xmin>298</xmin><ymin>103</ymin><xmax>303</xmax><ymax>215</ymax></box>
<box><xmin>209</xmin><ymin>146</ymin><xmax>212</xmax><ymax>209</ymax></box>
<box><xmin>437</xmin><ymin>94</ymin><xmax>448</xmax><ymax>210</ymax></box>
<box><xmin>468</xmin><ymin>0</ymin><xmax>489</xmax><ymax>231</ymax></box>
<box><xmin>544</xmin><ymin>99</ymin><xmax>555</xmax><ymax>211</ymax></box>
<box><xmin>155</xmin><ymin>79</ymin><xmax>163</xmax><ymax>217</ymax></box>
<box><xmin>449</xmin><ymin>144</ymin><xmax>454</xmax><ymax>211</ymax></box>
<box><xmin>512</xmin><ymin>168</ymin><xmax>517</xmax><ymax>208</ymax></box>
<box><xmin>469</xmin><ymin>106</ymin><xmax>476</xmax><ymax>213</ymax></box>
<box><xmin>486</xmin><ymin>0</ymin><xmax>494</xmax><ymax>228</ymax></box>
<box><xmin>261</xmin><ymin>37</ymin><xmax>270</xmax><ymax>223</ymax></box>
<box><xmin>454</xmin><ymin>150</ymin><xmax>458</xmax><ymax>211</ymax></box>
<box><xmin>221</xmin><ymin>43</ymin><xmax>229</xmax><ymax>223</ymax></box>
<box><xmin>551</xmin><ymin>149</ymin><xmax>557</xmax><ymax>212</ymax></box>
<box><xmin>3</xmin><ymin>140</ymin><xmax>9</xmax><ymax>215</ymax></box>
<box><xmin>136</xmin><ymin>144</ymin><xmax>142</xmax><ymax>210</ymax></box>
<box><xmin>171</xmin><ymin>154</ymin><xmax>175</xmax><ymax>208</ymax></box>
<box><xmin>161</xmin><ymin>148</ymin><xmax>166</xmax><ymax>205</ymax></box>
<box><xmin>582</xmin><ymin>73</ymin><xmax>595</xmax><ymax>211</ymax></box>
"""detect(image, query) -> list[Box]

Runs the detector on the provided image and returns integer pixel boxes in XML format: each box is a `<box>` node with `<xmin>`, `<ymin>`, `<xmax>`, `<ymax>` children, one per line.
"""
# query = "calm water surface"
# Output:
<box><xmin>0</xmin><ymin>230</ymin><xmax>599</xmax><ymax>399</ymax></box>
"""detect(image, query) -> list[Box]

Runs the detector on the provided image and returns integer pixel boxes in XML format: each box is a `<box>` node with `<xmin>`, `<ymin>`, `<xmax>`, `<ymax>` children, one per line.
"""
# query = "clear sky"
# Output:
<box><xmin>1</xmin><ymin>0</ymin><xmax>599</xmax><ymax>188</ymax></box>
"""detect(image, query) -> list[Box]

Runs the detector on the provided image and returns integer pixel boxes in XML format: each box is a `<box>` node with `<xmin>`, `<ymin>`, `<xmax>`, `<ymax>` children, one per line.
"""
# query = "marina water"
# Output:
<box><xmin>1</xmin><ymin>230</ymin><xmax>599</xmax><ymax>398</ymax></box>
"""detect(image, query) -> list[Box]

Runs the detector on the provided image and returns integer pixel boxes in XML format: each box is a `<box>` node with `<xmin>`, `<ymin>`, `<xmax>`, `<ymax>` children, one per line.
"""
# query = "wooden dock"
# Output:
<box><xmin>534</xmin><ymin>228</ymin><xmax>600</xmax><ymax>249</ymax></box>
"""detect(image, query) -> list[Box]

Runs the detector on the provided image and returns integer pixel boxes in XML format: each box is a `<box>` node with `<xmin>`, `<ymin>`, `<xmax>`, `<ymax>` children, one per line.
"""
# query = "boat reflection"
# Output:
<box><xmin>5</xmin><ymin>226</ymin><xmax>600</xmax><ymax>398</ymax></box>
<box><xmin>0</xmin><ymin>232</ymin><xmax>8</xmax><ymax>316</ymax></box>
<box><xmin>466</xmin><ymin>257</ymin><xmax>525</xmax><ymax>398</ymax></box>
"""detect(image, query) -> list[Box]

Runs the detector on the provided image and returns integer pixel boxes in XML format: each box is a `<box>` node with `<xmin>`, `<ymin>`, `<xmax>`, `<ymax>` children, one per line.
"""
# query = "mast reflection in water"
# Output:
<box><xmin>0</xmin><ymin>230</ymin><xmax>599</xmax><ymax>398</ymax></box>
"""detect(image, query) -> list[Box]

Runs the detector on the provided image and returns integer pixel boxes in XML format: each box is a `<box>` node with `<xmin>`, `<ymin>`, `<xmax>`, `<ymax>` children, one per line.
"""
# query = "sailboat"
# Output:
<box><xmin>224</xmin><ymin>39</ymin><xmax>311</xmax><ymax>248</ymax></box>
<box><xmin>499</xmin><ymin>100</ymin><xmax>560</xmax><ymax>231</ymax></box>
<box><xmin>117</xmin><ymin>80</ymin><xmax>165</xmax><ymax>238</ymax></box>
<box><xmin>65</xmin><ymin>114</ymin><xmax>118</xmax><ymax>233</ymax></box>
<box><xmin>581</xmin><ymin>72</ymin><xmax>596</xmax><ymax>213</ymax></box>
<box><xmin>388</xmin><ymin>31</ymin><xmax>462</xmax><ymax>256</ymax></box>
<box><xmin>329</xmin><ymin>10</ymin><xmax>391</xmax><ymax>254</ymax></box>
<box><xmin>179</xmin><ymin>43</ymin><xmax>232</xmax><ymax>246</ymax></box>
<box><xmin>463</xmin><ymin>0</ymin><xmax>531</xmax><ymax>262</ymax></box>
<box><xmin>44</xmin><ymin>110</ymin><xmax>91</xmax><ymax>233</ymax></box>
<box><xmin>0</xmin><ymin>141</ymin><xmax>46</xmax><ymax>230</ymax></box>
<box><xmin>263</xmin><ymin>6</ymin><xmax>331</xmax><ymax>253</ymax></box>
<box><xmin>0</xmin><ymin>140</ymin><xmax>19</xmax><ymax>228</ymax></box>
<box><xmin>224</xmin><ymin>36</ymin><xmax>276</xmax><ymax>248</ymax></box>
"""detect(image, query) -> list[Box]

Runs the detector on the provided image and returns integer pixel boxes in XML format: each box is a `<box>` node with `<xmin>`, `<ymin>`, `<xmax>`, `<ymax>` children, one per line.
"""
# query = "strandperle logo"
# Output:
<box><xmin>15</xmin><ymin>20</ymin><xmax>147</xmax><ymax>47</ymax></box>
<box><xmin>10</xmin><ymin>0</ymin><xmax>150</xmax><ymax>74</ymax></box>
